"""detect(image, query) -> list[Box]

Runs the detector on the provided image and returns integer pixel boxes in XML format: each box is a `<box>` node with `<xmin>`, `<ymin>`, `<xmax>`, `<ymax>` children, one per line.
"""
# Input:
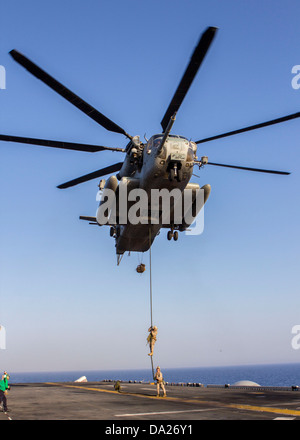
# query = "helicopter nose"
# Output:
<box><xmin>169</xmin><ymin>144</ymin><xmax>187</xmax><ymax>162</ymax></box>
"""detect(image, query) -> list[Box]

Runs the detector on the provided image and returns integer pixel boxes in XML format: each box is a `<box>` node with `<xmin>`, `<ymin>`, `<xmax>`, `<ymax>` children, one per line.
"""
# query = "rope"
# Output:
<box><xmin>149</xmin><ymin>227</ymin><xmax>153</xmax><ymax>328</ymax></box>
<box><xmin>150</xmin><ymin>355</ymin><xmax>154</xmax><ymax>380</ymax></box>
<box><xmin>149</xmin><ymin>227</ymin><xmax>155</xmax><ymax>380</ymax></box>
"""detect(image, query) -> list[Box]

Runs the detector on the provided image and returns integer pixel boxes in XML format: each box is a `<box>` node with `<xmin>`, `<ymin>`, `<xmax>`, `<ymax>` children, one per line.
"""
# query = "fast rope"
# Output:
<box><xmin>149</xmin><ymin>227</ymin><xmax>153</xmax><ymax>329</ymax></box>
<box><xmin>149</xmin><ymin>227</ymin><xmax>155</xmax><ymax>380</ymax></box>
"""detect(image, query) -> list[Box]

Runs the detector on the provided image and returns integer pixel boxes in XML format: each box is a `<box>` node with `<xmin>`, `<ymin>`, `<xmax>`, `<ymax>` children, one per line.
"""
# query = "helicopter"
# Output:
<box><xmin>1</xmin><ymin>26</ymin><xmax>297</xmax><ymax>263</ymax></box>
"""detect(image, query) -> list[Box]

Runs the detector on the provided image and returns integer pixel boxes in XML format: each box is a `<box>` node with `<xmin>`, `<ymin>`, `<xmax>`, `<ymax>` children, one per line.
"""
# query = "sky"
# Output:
<box><xmin>0</xmin><ymin>0</ymin><xmax>300</xmax><ymax>373</ymax></box>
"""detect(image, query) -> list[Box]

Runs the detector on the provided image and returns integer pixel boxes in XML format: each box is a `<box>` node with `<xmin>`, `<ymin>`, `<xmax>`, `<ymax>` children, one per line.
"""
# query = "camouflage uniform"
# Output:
<box><xmin>154</xmin><ymin>366</ymin><xmax>166</xmax><ymax>397</ymax></box>
<box><xmin>147</xmin><ymin>326</ymin><xmax>158</xmax><ymax>356</ymax></box>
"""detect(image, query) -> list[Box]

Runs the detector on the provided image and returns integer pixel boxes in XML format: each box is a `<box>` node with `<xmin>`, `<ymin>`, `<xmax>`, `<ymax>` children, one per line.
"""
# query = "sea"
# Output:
<box><xmin>7</xmin><ymin>363</ymin><xmax>300</xmax><ymax>387</ymax></box>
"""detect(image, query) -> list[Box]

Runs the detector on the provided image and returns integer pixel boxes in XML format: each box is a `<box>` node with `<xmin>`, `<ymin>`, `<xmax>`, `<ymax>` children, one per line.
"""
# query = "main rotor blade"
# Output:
<box><xmin>0</xmin><ymin>134</ymin><xmax>125</xmax><ymax>153</ymax></box>
<box><xmin>9</xmin><ymin>50</ymin><xmax>132</xmax><ymax>139</ymax></box>
<box><xmin>57</xmin><ymin>162</ymin><xmax>123</xmax><ymax>189</ymax></box>
<box><xmin>195</xmin><ymin>112</ymin><xmax>300</xmax><ymax>144</ymax></box>
<box><xmin>160</xmin><ymin>26</ymin><xmax>218</xmax><ymax>132</ymax></box>
<box><xmin>206</xmin><ymin>161</ymin><xmax>290</xmax><ymax>175</ymax></box>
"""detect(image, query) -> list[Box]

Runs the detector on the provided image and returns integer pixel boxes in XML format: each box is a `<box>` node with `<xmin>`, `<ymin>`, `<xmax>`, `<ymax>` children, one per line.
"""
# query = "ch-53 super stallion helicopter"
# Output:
<box><xmin>1</xmin><ymin>27</ymin><xmax>297</xmax><ymax>263</ymax></box>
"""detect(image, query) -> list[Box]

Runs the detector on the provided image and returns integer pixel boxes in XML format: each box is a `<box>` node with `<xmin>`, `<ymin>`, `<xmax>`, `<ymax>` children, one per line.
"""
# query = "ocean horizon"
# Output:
<box><xmin>7</xmin><ymin>362</ymin><xmax>300</xmax><ymax>387</ymax></box>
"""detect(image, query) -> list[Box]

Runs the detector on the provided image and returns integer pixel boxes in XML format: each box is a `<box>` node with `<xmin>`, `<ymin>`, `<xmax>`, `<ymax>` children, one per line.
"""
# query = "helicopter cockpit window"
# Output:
<box><xmin>146</xmin><ymin>137</ymin><xmax>153</xmax><ymax>153</ymax></box>
<box><xmin>153</xmin><ymin>137</ymin><xmax>162</xmax><ymax>148</ymax></box>
<box><xmin>187</xmin><ymin>147</ymin><xmax>194</xmax><ymax>162</ymax></box>
<box><xmin>189</xmin><ymin>141</ymin><xmax>197</xmax><ymax>153</ymax></box>
<box><xmin>187</xmin><ymin>141</ymin><xmax>197</xmax><ymax>161</ymax></box>
<box><xmin>146</xmin><ymin>135</ymin><xmax>162</xmax><ymax>154</ymax></box>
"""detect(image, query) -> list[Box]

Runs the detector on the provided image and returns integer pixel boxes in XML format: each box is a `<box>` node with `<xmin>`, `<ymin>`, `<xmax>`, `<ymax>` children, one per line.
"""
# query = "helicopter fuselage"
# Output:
<box><xmin>96</xmin><ymin>134</ymin><xmax>208</xmax><ymax>257</ymax></box>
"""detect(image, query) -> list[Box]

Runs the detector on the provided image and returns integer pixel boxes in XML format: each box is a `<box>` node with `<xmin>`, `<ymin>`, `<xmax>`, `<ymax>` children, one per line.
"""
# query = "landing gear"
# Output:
<box><xmin>168</xmin><ymin>162</ymin><xmax>183</xmax><ymax>182</ymax></box>
<box><xmin>167</xmin><ymin>229</ymin><xmax>179</xmax><ymax>241</ymax></box>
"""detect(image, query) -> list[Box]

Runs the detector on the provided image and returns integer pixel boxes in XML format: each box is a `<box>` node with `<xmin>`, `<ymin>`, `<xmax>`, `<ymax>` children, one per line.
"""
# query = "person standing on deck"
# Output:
<box><xmin>154</xmin><ymin>366</ymin><xmax>166</xmax><ymax>398</ymax></box>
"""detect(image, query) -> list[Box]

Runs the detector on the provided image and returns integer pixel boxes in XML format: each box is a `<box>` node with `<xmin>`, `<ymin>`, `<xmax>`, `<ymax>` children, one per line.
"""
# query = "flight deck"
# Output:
<box><xmin>1</xmin><ymin>381</ymin><xmax>300</xmax><ymax>421</ymax></box>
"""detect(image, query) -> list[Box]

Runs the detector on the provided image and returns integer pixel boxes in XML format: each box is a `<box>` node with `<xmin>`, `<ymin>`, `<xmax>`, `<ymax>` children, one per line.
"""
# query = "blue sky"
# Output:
<box><xmin>0</xmin><ymin>0</ymin><xmax>300</xmax><ymax>373</ymax></box>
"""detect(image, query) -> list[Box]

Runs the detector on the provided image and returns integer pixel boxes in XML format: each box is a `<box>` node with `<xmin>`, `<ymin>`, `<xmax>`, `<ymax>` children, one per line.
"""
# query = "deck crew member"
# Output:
<box><xmin>0</xmin><ymin>372</ymin><xmax>10</xmax><ymax>412</ymax></box>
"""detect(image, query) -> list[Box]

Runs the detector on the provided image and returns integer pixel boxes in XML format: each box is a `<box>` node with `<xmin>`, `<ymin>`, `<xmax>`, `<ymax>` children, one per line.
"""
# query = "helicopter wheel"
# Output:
<box><xmin>167</xmin><ymin>231</ymin><xmax>173</xmax><ymax>241</ymax></box>
<box><xmin>173</xmin><ymin>231</ymin><xmax>178</xmax><ymax>241</ymax></box>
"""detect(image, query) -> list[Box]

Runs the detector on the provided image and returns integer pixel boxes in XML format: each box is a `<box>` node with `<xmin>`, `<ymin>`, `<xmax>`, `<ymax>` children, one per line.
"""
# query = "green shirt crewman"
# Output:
<box><xmin>0</xmin><ymin>372</ymin><xmax>10</xmax><ymax>412</ymax></box>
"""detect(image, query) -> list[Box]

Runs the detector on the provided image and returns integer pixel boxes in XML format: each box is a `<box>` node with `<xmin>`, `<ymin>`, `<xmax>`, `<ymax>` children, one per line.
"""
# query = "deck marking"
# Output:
<box><xmin>273</xmin><ymin>417</ymin><xmax>295</xmax><ymax>420</ymax></box>
<box><xmin>227</xmin><ymin>403</ymin><xmax>300</xmax><ymax>417</ymax></box>
<box><xmin>116</xmin><ymin>409</ymin><xmax>215</xmax><ymax>417</ymax></box>
<box><xmin>46</xmin><ymin>383</ymin><xmax>300</xmax><ymax>417</ymax></box>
